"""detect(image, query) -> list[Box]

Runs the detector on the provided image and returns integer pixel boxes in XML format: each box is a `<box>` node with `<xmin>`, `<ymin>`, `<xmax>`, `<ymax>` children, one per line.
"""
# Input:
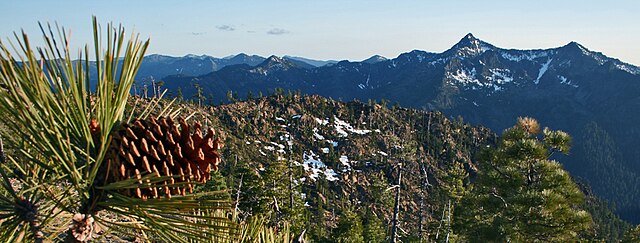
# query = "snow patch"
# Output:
<box><xmin>270</xmin><ymin>142</ymin><xmax>285</xmax><ymax>150</ymax></box>
<box><xmin>558</xmin><ymin>75</ymin><xmax>579</xmax><ymax>88</ymax></box>
<box><xmin>535</xmin><ymin>58</ymin><xmax>553</xmax><ymax>84</ymax></box>
<box><xmin>615</xmin><ymin>63</ymin><xmax>640</xmax><ymax>75</ymax></box>
<box><xmin>483</xmin><ymin>68</ymin><xmax>514</xmax><ymax>92</ymax></box>
<box><xmin>577</xmin><ymin>45</ymin><xmax>606</xmax><ymax>65</ymax></box>
<box><xmin>302</xmin><ymin>151</ymin><xmax>339</xmax><ymax>181</ymax></box>
<box><xmin>263</xmin><ymin>146</ymin><xmax>275</xmax><ymax>151</ymax></box>
<box><xmin>487</xmin><ymin>68</ymin><xmax>513</xmax><ymax>84</ymax></box>
<box><xmin>500</xmin><ymin>50</ymin><xmax>554</xmax><ymax>62</ymax></box>
<box><xmin>313</xmin><ymin>128</ymin><xmax>325</xmax><ymax>140</ymax></box>
<box><xmin>315</xmin><ymin>118</ymin><xmax>329</xmax><ymax>126</ymax></box>
<box><xmin>453</xmin><ymin>37</ymin><xmax>492</xmax><ymax>58</ymax></box>
<box><xmin>334</xmin><ymin>116</ymin><xmax>371</xmax><ymax>137</ymax></box>
<box><xmin>448</xmin><ymin>68</ymin><xmax>482</xmax><ymax>87</ymax></box>
<box><xmin>339</xmin><ymin>155</ymin><xmax>352</xmax><ymax>172</ymax></box>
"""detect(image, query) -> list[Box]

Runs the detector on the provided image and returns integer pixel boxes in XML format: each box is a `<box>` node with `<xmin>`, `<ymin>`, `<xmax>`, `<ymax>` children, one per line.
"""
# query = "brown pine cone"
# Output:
<box><xmin>101</xmin><ymin>116</ymin><xmax>222</xmax><ymax>199</ymax></box>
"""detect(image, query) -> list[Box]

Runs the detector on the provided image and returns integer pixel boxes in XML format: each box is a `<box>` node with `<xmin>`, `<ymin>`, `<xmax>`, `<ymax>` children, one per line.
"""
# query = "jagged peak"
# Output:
<box><xmin>557</xmin><ymin>41</ymin><xmax>610</xmax><ymax>63</ymax></box>
<box><xmin>561</xmin><ymin>41</ymin><xmax>588</xmax><ymax>52</ymax></box>
<box><xmin>447</xmin><ymin>33</ymin><xmax>495</xmax><ymax>58</ymax></box>
<box><xmin>463</xmin><ymin>33</ymin><xmax>477</xmax><ymax>41</ymax></box>
<box><xmin>266</xmin><ymin>55</ymin><xmax>283</xmax><ymax>61</ymax></box>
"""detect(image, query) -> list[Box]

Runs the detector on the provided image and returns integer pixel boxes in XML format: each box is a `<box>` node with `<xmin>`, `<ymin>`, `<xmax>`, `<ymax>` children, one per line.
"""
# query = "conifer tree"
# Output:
<box><xmin>363</xmin><ymin>209</ymin><xmax>386</xmax><ymax>243</ymax></box>
<box><xmin>622</xmin><ymin>225</ymin><xmax>640</xmax><ymax>243</ymax></box>
<box><xmin>455</xmin><ymin>117</ymin><xmax>592</xmax><ymax>242</ymax></box>
<box><xmin>332</xmin><ymin>209</ymin><xmax>365</xmax><ymax>243</ymax></box>
<box><xmin>435</xmin><ymin>160</ymin><xmax>468</xmax><ymax>242</ymax></box>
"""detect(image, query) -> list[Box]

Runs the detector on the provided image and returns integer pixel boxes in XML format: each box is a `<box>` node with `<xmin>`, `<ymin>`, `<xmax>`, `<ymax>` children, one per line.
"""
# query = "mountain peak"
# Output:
<box><xmin>255</xmin><ymin>55</ymin><xmax>299</xmax><ymax>70</ymax></box>
<box><xmin>266</xmin><ymin>55</ymin><xmax>281</xmax><ymax>61</ymax></box>
<box><xmin>455</xmin><ymin>33</ymin><xmax>482</xmax><ymax>45</ymax></box>
<box><xmin>562</xmin><ymin>41</ymin><xmax>587</xmax><ymax>51</ymax></box>
<box><xmin>184</xmin><ymin>54</ymin><xmax>210</xmax><ymax>60</ymax></box>
<box><xmin>226</xmin><ymin>53</ymin><xmax>266</xmax><ymax>64</ymax></box>
<box><xmin>558</xmin><ymin>41</ymin><xmax>593</xmax><ymax>57</ymax></box>
<box><xmin>464</xmin><ymin>32</ymin><xmax>476</xmax><ymax>40</ymax></box>
<box><xmin>234</xmin><ymin>53</ymin><xmax>250</xmax><ymax>58</ymax></box>
<box><xmin>362</xmin><ymin>55</ymin><xmax>388</xmax><ymax>64</ymax></box>
<box><xmin>259</xmin><ymin>55</ymin><xmax>286</xmax><ymax>65</ymax></box>
<box><xmin>447</xmin><ymin>33</ymin><xmax>494</xmax><ymax>57</ymax></box>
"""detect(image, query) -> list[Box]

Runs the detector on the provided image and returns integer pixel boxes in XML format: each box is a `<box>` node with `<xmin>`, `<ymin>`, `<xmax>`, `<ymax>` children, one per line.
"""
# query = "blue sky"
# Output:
<box><xmin>1</xmin><ymin>0</ymin><xmax>639</xmax><ymax>65</ymax></box>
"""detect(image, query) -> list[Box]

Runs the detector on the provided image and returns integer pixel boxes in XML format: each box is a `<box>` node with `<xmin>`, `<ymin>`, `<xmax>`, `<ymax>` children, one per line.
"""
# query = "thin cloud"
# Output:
<box><xmin>267</xmin><ymin>28</ymin><xmax>289</xmax><ymax>35</ymax></box>
<box><xmin>216</xmin><ymin>25</ymin><xmax>235</xmax><ymax>31</ymax></box>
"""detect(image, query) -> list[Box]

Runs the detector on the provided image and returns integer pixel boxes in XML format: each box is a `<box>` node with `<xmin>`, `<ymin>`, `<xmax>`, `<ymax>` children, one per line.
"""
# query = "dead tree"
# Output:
<box><xmin>390</xmin><ymin>162</ymin><xmax>403</xmax><ymax>243</ymax></box>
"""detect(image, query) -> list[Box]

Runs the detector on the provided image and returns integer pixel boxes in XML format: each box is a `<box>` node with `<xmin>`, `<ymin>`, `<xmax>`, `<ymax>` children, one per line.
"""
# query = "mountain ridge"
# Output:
<box><xmin>157</xmin><ymin>33</ymin><xmax>640</xmax><ymax>223</ymax></box>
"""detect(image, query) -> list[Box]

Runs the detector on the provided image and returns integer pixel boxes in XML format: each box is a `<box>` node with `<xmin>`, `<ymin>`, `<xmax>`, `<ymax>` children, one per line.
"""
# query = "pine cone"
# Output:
<box><xmin>101</xmin><ymin>116</ymin><xmax>222</xmax><ymax>199</ymax></box>
<box><xmin>69</xmin><ymin>213</ymin><xmax>94</xmax><ymax>242</ymax></box>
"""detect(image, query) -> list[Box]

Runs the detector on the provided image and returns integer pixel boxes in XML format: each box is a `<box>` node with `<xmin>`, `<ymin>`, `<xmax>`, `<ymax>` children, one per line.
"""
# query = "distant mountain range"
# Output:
<box><xmin>133</xmin><ymin>53</ymin><xmax>344</xmax><ymax>82</ymax></box>
<box><xmin>138</xmin><ymin>33</ymin><xmax>640</xmax><ymax>223</ymax></box>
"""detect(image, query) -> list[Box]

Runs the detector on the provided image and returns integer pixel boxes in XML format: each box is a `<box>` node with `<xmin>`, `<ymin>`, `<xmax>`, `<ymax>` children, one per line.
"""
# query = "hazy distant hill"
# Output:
<box><xmin>130</xmin><ymin>53</ymin><xmax>340</xmax><ymax>83</ymax></box>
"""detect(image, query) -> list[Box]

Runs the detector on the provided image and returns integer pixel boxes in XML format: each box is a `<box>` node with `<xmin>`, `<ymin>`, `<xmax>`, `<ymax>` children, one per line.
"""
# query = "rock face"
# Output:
<box><xmin>160</xmin><ymin>34</ymin><xmax>640</xmax><ymax>222</ymax></box>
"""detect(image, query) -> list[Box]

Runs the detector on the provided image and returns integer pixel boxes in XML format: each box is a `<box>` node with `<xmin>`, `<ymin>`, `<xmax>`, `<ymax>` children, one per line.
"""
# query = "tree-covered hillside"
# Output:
<box><xmin>165</xmin><ymin>93</ymin><xmax>631</xmax><ymax>241</ymax></box>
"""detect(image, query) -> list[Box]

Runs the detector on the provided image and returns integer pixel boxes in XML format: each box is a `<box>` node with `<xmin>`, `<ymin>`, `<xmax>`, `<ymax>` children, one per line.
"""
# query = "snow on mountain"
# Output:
<box><xmin>447</xmin><ymin>33</ymin><xmax>495</xmax><ymax>58</ymax></box>
<box><xmin>362</xmin><ymin>55</ymin><xmax>388</xmax><ymax>64</ymax></box>
<box><xmin>500</xmin><ymin>50</ymin><xmax>555</xmax><ymax>62</ymax></box>
<box><xmin>333</xmin><ymin>116</ymin><xmax>371</xmax><ymax>137</ymax></box>
<box><xmin>184</xmin><ymin>54</ymin><xmax>211</xmax><ymax>60</ymax></box>
<box><xmin>535</xmin><ymin>58</ymin><xmax>553</xmax><ymax>84</ymax></box>
<box><xmin>615</xmin><ymin>63</ymin><xmax>640</xmax><ymax>75</ymax></box>
<box><xmin>558</xmin><ymin>75</ymin><xmax>579</xmax><ymax>88</ymax></box>
<box><xmin>447</xmin><ymin>68</ymin><xmax>482</xmax><ymax>87</ymax></box>
<box><xmin>302</xmin><ymin>151</ymin><xmax>339</xmax><ymax>181</ymax></box>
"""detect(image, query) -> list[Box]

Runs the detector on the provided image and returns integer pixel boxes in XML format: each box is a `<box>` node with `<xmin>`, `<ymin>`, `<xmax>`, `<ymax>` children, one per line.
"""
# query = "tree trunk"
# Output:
<box><xmin>419</xmin><ymin>162</ymin><xmax>430</xmax><ymax>242</ymax></box>
<box><xmin>288</xmin><ymin>138</ymin><xmax>294</xmax><ymax>210</ymax></box>
<box><xmin>446</xmin><ymin>199</ymin><xmax>451</xmax><ymax>243</ymax></box>
<box><xmin>390</xmin><ymin>162</ymin><xmax>403</xmax><ymax>243</ymax></box>
<box><xmin>435</xmin><ymin>203</ymin><xmax>446</xmax><ymax>240</ymax></box>
<box><xmin>235</xmin><ymin>174</ymin><xmax>243</xmax><ymax>213</ymax></box>
<box><xmin>419</xmin><ymin>189</ymin><xmax>425</xmax><ymax>243</ymax></box>
<box><xmin>151</xmin><ymin>79</ymin><xmax>157</xmax><ymax>99</ymax></box>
